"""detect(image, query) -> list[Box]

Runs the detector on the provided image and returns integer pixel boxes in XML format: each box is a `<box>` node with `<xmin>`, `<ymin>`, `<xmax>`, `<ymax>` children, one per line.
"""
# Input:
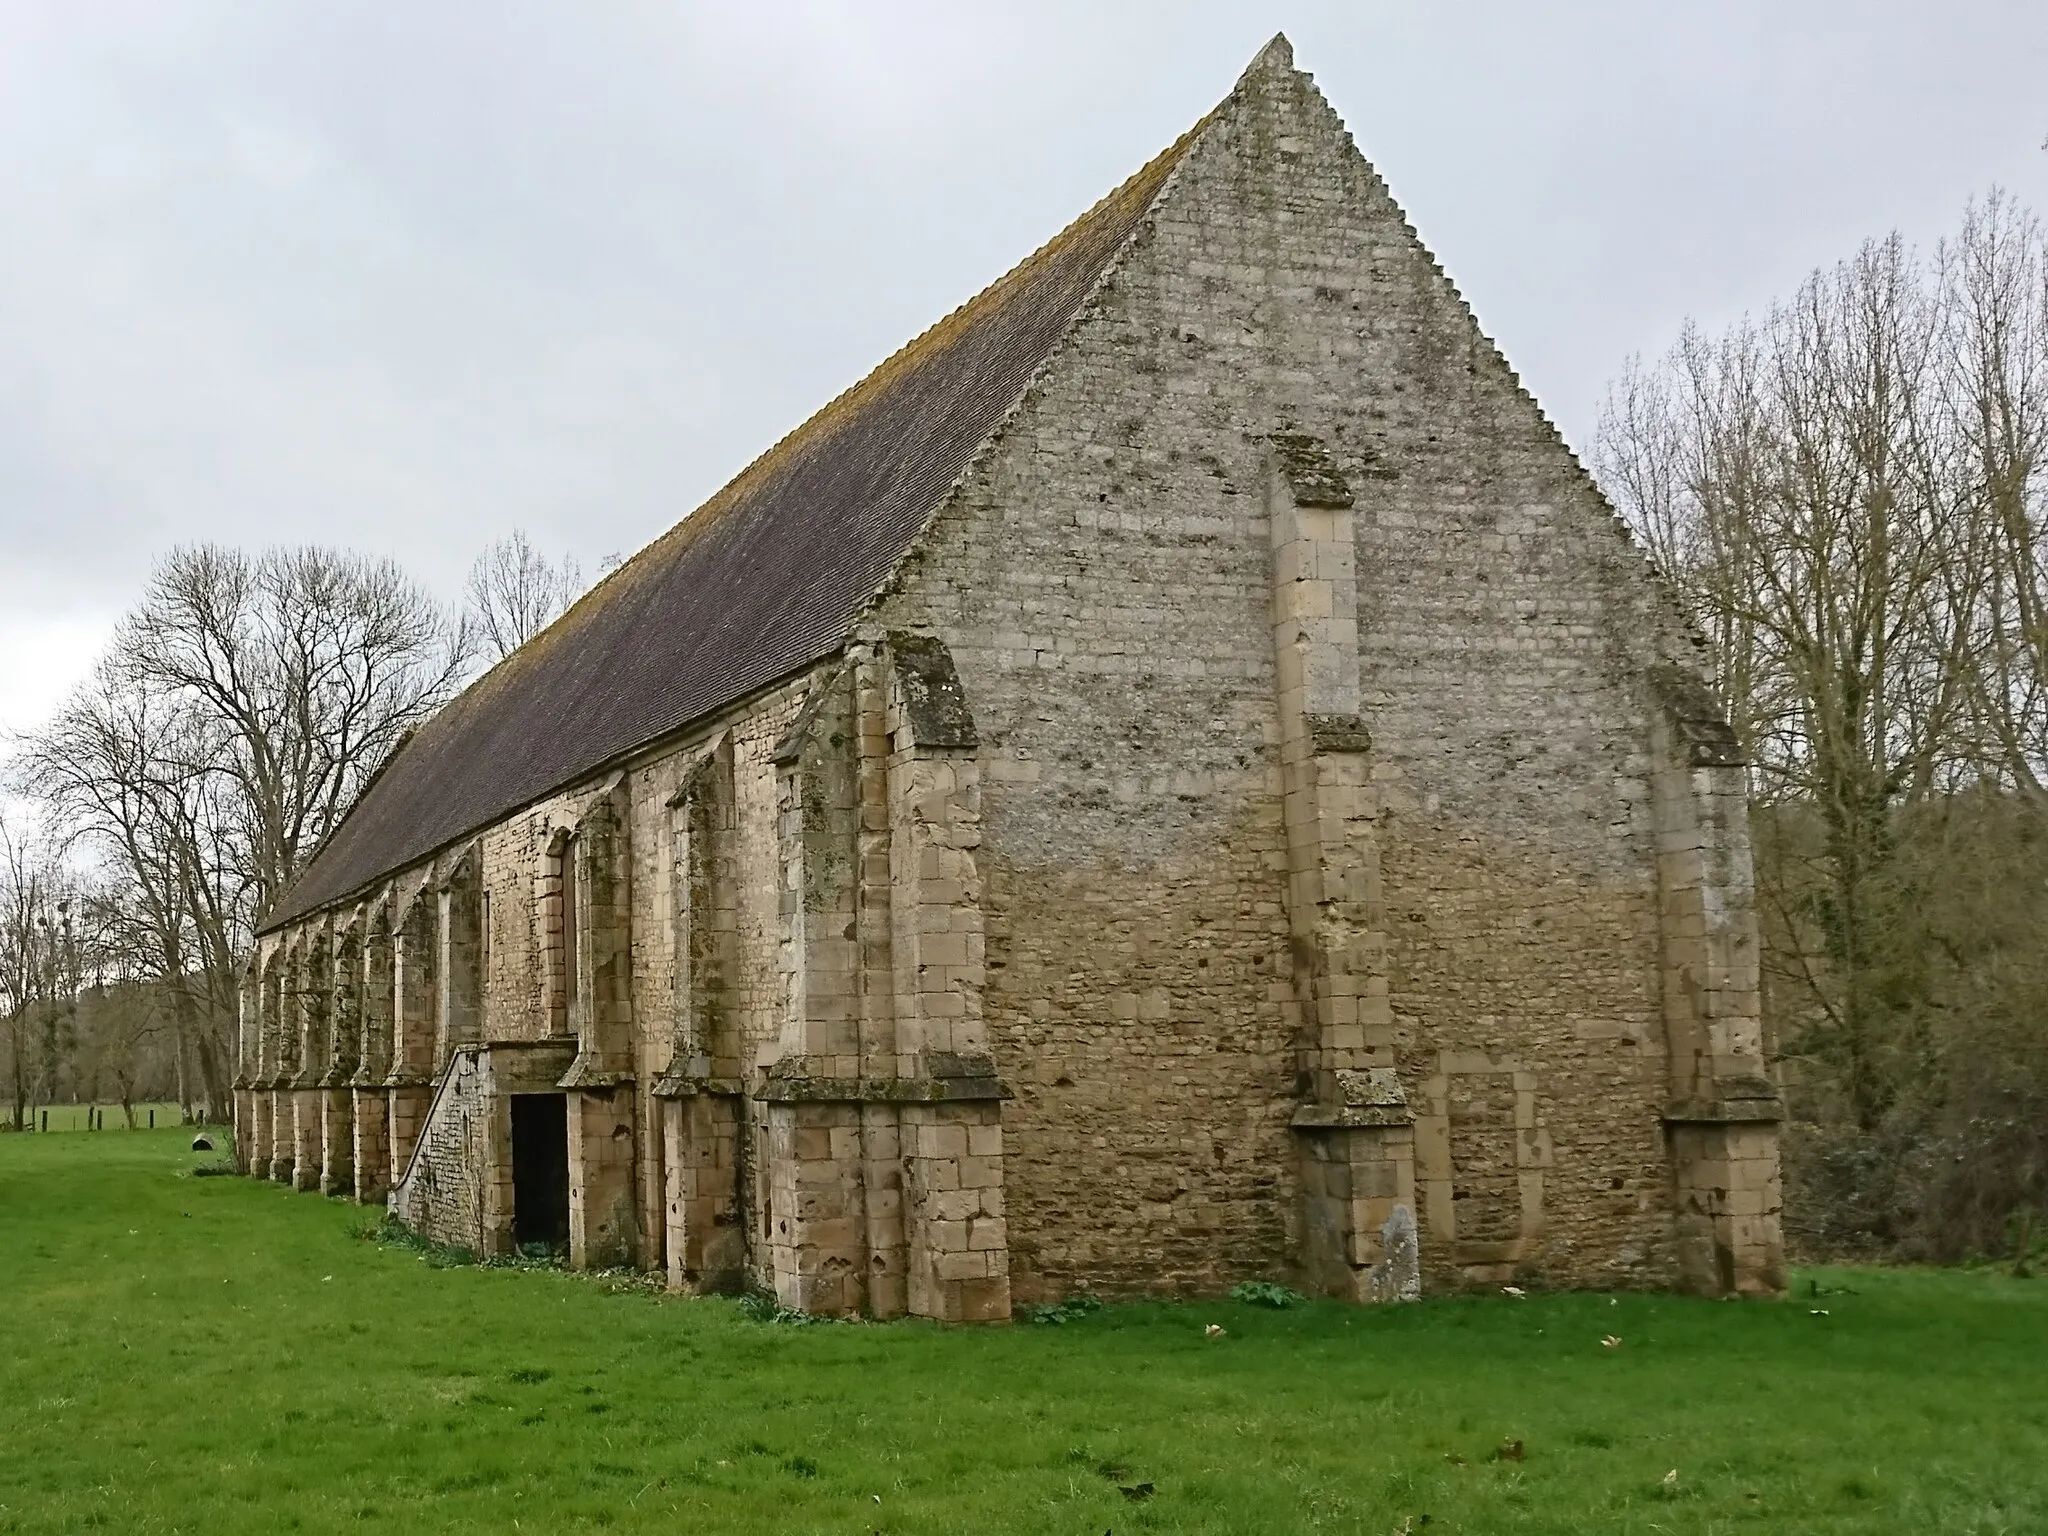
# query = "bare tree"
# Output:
<box><xmin>0</xmin><ymin>819</ymin><xmax>55</xmax><ymax>1129</ymax></box>
<box><xmin>75</xmin><ymin>980</ymin><xmax>162</xmax><ymax>1130</ymax></box>
<box><xmin>1937</xmin><ymin>192</ymin><xmax>2048</xmax><ymax>801</ymax></box>
<box><xmin>0</xmin><ymin>820</ymin><xmax>92</xmax><ymax>1128</ymax></box>
<box><xmin>17</xmin><ymin>661</ymin><xmax>236</xmax><ymax>1116</ymax></box>
<box><xmin>464</xmin><ymin>530</ymin><xmax>584</xmax><ymax>662</ymax></box>
<box><xmin>118</xmin><ymin>545</ymin><xmax>471</xmax><ymax>913</ymax></box>
<box><xmin>14</xmin><ymin>545</ymin><xmax>469</xmax><ymax>1117</ymax></box>
<box><xmin>1600</xmin><ymin>234</ymin><xmax>1973</xmax><ymax>1129</ymax></box>
<box><xmin>1598</xmin><ymin>190</ymin><xmax>2048</xmax><ymax>1255</ymax></box>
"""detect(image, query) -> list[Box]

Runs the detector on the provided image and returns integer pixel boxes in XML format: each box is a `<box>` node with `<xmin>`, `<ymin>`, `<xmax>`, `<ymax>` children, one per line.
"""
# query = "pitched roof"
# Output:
<box><xmin>261</xmin><ymin>112</ymin><xmax>1209</xmax><ymax>931</ymax></box>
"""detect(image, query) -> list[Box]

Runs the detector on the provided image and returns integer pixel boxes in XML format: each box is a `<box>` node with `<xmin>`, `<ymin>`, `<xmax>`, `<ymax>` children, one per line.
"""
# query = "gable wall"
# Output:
<box><xmin>873</xmin><ymin>52</ymin><xmax>1711</xmax><ymax>1295</ymax></box>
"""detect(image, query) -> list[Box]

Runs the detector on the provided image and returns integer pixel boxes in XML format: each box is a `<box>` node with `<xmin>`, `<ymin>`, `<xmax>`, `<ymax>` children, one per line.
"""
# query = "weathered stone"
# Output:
<box><xmin>1365</xmin><ymin>1205</ymin><xmax>1421</xmax><ymax>1303</ymax></box>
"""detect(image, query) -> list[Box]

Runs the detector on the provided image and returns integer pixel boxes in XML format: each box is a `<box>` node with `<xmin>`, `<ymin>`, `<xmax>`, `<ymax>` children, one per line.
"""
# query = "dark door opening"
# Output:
<box><xmin>511</xmin><ymin>1093</ymin><xmax>570</xmax><ymax>1254</ymax></box>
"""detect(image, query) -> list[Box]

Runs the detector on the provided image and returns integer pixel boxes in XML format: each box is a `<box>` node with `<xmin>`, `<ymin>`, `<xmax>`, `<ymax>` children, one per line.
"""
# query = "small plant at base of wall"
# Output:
<box><xmin>1024</xmin><ymin>1293</ymin><xmax>1103</xmax><ymax>1325</ymax></box>
<box><xmin>1229</xmin><ymin>1281</ymin><xmax>1305</xmax><ymax>1308</ymax></box>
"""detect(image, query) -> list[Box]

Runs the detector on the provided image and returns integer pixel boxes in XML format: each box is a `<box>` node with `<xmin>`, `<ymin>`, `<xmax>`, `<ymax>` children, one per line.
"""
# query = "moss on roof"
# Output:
<box><xmin>263</xmin><ymin>113</ymin><xmax>1211</xmax><ymax>931</ymax></box>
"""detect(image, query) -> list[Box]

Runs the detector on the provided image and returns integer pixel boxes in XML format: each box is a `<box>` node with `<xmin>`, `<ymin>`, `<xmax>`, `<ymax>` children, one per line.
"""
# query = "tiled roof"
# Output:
<box><xmin>262</xmin><ymin>119</ymin><xmax>1206</xmax><ymax>930</ymax></box>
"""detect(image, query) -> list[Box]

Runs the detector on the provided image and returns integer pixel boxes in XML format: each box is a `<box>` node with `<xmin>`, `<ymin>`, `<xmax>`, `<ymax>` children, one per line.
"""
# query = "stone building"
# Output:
<box><xmin>237</xmin><ymin>36</ymin><xmax>1784</xmax><ymax>1319</ymax></box>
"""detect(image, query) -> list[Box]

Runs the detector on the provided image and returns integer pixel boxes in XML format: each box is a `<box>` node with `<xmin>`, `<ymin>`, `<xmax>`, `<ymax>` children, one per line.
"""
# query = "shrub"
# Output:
<box><xmin>1229</xmin><ymin>1281</ymin><xmax>1305</xmax><ymax>1309</ymax></box>
<box><xmin>1025</xmin><ymin>1294</ymin><xmax>1102</xmax><ymax>1325</ymax></box>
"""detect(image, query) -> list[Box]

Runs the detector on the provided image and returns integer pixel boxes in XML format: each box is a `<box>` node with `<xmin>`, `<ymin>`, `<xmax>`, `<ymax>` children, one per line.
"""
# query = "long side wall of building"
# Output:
<box><xmin>242</xmin><ymin>676</ymin><xmax>814</xmax><ymax>1283</ymax></box>
<box><xmin>242</xmin><ymin>655</ymin><xmax>1018</xmax><ymax>1319</ymax></box>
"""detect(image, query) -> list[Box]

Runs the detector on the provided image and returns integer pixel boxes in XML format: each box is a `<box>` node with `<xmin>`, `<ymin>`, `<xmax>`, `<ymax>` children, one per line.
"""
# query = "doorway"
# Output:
<box><xmin>511</xmin><ymin>1093</ymin><xmax>570</xmax><ymax>1254</ymax></box>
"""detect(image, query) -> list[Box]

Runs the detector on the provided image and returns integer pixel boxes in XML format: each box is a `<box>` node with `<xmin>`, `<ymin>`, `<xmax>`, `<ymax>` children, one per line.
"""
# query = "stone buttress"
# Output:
<box><xmin>1650</xmin><ymin>670</ymin><xmax>1785</xmax><ymax>1293</ymax></box>
<box><xmin>385</xmin><ymin>877</ymin><xmax>438</xmax><ymax>1191</ymax></box>
<box><xmin>263</xmin><ymin>941</ymin><xmax>294</xmax><ymax>1183</ymax></box>
<box><xmin>1266</xmin><ymin>436</ymin><xmax>1418</xmax><ymax>1300</ymax></box>
<box><xmin>652</xmin><ymin>736</ymin><xmax>750</xmax><ymax>1293</ymax></box>
<box><xmin>557</xmin><ymin>780</ymin><xmax>640</xmax><ymax>1270</ymax></box>
<box><xmin>232</xmin><ymin>954</ymin><xmax>265</xmax><ymax>1173</ymax></box>
<box><xmin>321</xmin><ymin>911</ymin><xmax>360</xmax><ymax>1198</ymax></box>
<box><xmin>350</xmin><ymin>899</ymin><xmax>394</xmax><ymax>1203</ymax></box>
<box><xmin>740</xmin><ymin>638</ymin><xmax>1009</xmax><ymax>1320</ymax></box>
<box><xmin>290</xmin><ymin>929</ymin><xmax>327</xmax><ymax>1192</ymax></box>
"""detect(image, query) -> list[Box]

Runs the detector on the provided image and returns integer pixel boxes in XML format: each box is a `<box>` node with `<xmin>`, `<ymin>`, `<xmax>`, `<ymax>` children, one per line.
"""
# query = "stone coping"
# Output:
<box><xmin>755</xmin><ymin>1073</ymin><xmax>1010</xmax><ymax>1105</ymax></box>
<box><xmin>1662</xmin><ymin>1096</ymin><xmax>1785</xmax><ymax>1125</ymax></box>
<box><xmin>556</xmin><ymin>1054</ymin><xmax>634</xmax><ymax>1090</ymax></box>
<box><xmin>650</xmin><ymin>1072</ymin><xmax>747</xmax><ymax>1101</ymax></box>
<box><xmin>1268</xmin><ymin>431</ymin><xmax>1356</xmax><ymax>508</ymax></box>
<box><xmin>1290</xmin><ymin>1103</ymin><xmax>1416</xmax><ymax>1129</ymax></box>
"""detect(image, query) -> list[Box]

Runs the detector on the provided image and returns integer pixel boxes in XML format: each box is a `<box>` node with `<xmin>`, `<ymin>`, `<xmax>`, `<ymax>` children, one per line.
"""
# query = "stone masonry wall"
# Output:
<box><xmin>450</xmin><ymin>678</ymin><xmax>816</xmax><ymax>1277</ymax></box>
<box><xmin>389</xmin><ymin>1047</ymin><xmax>492</xmax><ymax>1253</ymax></box>
<box><xmin>868</xmin><ymin>42</ymin><xmax>1738</xmax><ymax>1297</ymax></box>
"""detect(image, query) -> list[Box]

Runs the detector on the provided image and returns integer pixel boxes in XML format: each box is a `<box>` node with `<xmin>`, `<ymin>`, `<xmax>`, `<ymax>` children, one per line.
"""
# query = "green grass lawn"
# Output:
<box><xmin>15</xmin><ymin>1103</ymin><xmax>206</xmax><ymax>1134</ymax></box>
<box><xmin>1</xmin><ymin>1130</ymin><xmax>2043</xmax><ymax>1535</ymax></box>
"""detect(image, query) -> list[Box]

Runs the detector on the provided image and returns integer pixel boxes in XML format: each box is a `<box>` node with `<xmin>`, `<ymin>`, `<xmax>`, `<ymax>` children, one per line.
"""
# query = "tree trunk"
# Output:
<box><xmin>192</xmin><ymin>1019</ymin><xmax>231</xmax><ymax>1127</ymax></box>
<box><xmin>7</xmin><ymin>1019</ymin><xmax>24</xmax><ymax>1131</ymax></box>
<box><xmin>172</xmin><ymin>1014</ymin><xmax>193</xmax><ymax>1125</ymax></box>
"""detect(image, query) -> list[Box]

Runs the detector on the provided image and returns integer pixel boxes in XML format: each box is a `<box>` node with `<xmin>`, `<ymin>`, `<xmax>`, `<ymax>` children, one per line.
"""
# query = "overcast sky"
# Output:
<box><xmin>3</xmin><ymin>1</ymin><xmax>2044</xmax><ymax>739</ymax></box>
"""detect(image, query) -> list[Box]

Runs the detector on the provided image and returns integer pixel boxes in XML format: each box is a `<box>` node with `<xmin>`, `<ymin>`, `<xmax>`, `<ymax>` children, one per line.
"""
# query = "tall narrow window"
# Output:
<box><xmin>480</xmin><ymin>889</ymin><xmax>492</xmax><ymax>971</ymax></box>
<box><xmin>559</xmin><ymin>835</ymin><xmax>580</xmax><ymax>1031</ymax></box>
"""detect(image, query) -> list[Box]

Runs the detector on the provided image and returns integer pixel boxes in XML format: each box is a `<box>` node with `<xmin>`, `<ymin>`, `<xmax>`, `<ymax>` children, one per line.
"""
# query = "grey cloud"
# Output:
<box><xmin>3</xmin><ymin>0</ymin><xmax>2044</xmax><ymax>736</ymax></box>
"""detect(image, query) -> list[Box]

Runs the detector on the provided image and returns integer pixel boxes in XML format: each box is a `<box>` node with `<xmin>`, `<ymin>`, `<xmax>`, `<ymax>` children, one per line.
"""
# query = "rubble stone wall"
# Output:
<box><xmin>389</xmin><ymin>1047</ymin><xmax>493</xmax><ymax>1252</ymax></box>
